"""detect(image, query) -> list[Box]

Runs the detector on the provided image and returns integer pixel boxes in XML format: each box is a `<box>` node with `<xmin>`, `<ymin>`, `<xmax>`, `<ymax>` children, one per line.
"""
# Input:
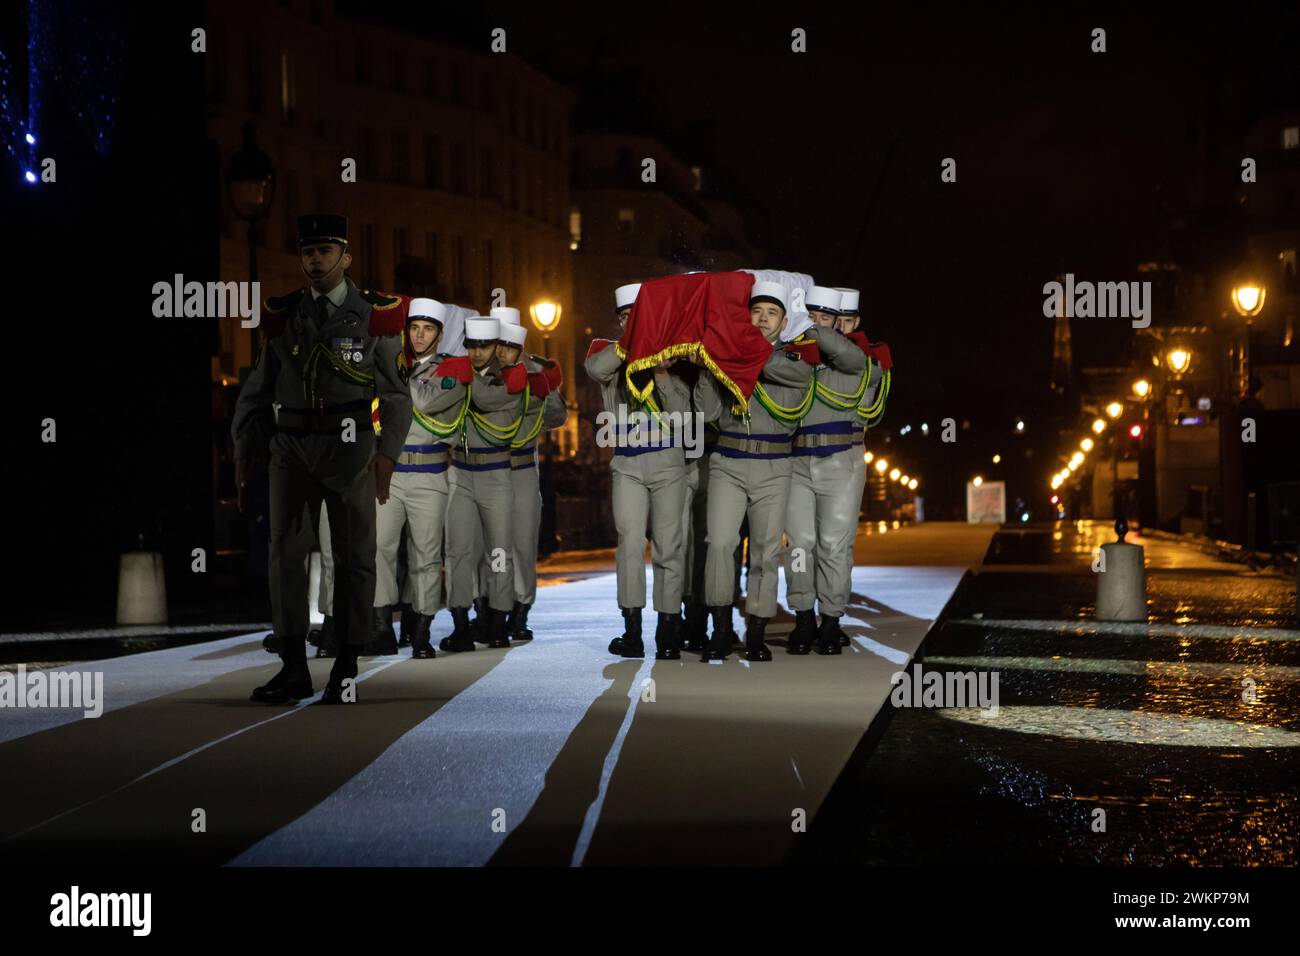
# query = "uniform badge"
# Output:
<box><xmin>332</xmin><ymin>337</ymin><xmax>362</xmax><ymax>364</ymax></box>
<box><xmin>291</xmin><ymin>344</ymin><xmax>300</xmax><ymax>356</ymax></box>
<box><xmin>441</xmin><ymin>377</ymin><xmax>456</xmax><ymax>389</ymax></box>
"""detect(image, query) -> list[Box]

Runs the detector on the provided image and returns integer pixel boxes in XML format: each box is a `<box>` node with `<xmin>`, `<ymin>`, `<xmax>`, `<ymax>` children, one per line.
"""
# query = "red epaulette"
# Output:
<box><xmin>587</xmin><ymin>338</ymin><xmax>612</xmax><ymax>358</ymax></box>
<box><xmin>501</xmin><ymin>363</ymin><xmax>528</xmax><ymax>394</ymax></box>
<box><xmin>784</xmin><ymin>338</ymin><xmax>822</xmax><ymax>365</ymax></box>
<box><xmin>435</xmin><ymin>355</ymin><xmax>473</xmax><ymax>383</ymax></box>
<box><xmin>364</xmin><ymin>289</ymin><xmax>407</xmax><ymax>336</ymax></box>
<box><xmin>867</xmin><ymin>341</ymin><xmax>893</xmax><ymax>370</ymax></box>
<box><xmin>527</xmin><ymin>371</ymin><xmax>552</xmax><ymax>397</ymax></box>
<box><xmin>846</xmin><ymin>331</ymin><xmax>871</xmax><ymax>353</ymax></box>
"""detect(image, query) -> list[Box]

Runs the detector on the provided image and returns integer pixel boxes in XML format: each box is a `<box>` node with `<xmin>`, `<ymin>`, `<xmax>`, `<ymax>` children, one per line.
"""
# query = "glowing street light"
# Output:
<box><xmin>900</xmin><ymin>474</ymin><xmax>910</xmax><ymax>485</ymax></box>
<box><xmin>908</xmin><ymin>479</ymin><xmax>918</xmax><ymax>490</ymax></box>
<box><xmin>1080</xmin><ymin>438</ymin><xmax>1094</xmax><ymax>452</ymax></box>
<box><xmin>1231</xmin><ymin>284</ymin><xmax>1265</xmax><ymax>318</ymax></box>
<box><xmin>992</xmin><ymin>454</ymin><xmax>1001</xmax><ymax>464</ymax></box>
<box><xmin>1069</xmin><ymin>452</ymin><xmax>1084</xmax><ymax>468</ymax></box>
<box><xmin>1132</xmin><ymin>378</ymin><xmax>1151</xmax><ymax>398</ymax></box>
<box><xmin>889</xmin><ymin>468</ymin><xmax>901</xmax><ymax>482</ymax></box>
<box><xmin>875</xmin><ymin>458</ymin><xmax>888</xmax><ymax>474</ymax></box>
<box><xmin>1092</xmin><ymin>418</ymin><xmax>1106</xmax><ymax>434</ymax></box>
<box><xmin>1105</xmin><ymin>401</ymin><xmax>1124</xmax><ymax>419</ymax></box>
<box><xmin>972</xmin><ymin>475</ymin><xmax>984</xmax><ymax>487</ymax></box>
<box><xmin>1166</xmin><ymin>348</ymin><xmax>1192</xmax><ymax>375</ymax></box>
<box><xmin>863</xmin><ymin>451</ymin><xmax>874</xmax><ymax>464</ymax></box>
<box><xmin>529</xmin><ymin>299</ymin><xmax>563</xmax><ymax>333</ymax></box>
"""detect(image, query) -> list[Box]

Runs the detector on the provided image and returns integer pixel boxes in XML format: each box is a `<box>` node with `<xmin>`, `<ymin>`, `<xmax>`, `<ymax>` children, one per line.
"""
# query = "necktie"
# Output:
<box><xmin>315</xmin><ymin>294</ymin><xmax>331</xmax><ymax>328</ymax></box>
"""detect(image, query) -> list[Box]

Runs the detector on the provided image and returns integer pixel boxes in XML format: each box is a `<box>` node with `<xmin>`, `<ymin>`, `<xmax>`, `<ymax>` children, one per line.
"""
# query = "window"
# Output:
<box><xmin>618</xmin><ymin>208</ymin><xmax>635</xmax><ymax>235</ymax></box>
<box><xmin>281</xmin><ymin>170</ymin><xmax>299</xmax><ymax>254</ymax></box>
<box><xmin>1283</xmin><ymin>126</ymin><xmax>1299</xmax><ymax>150</ymax></box>
<box><xmin>247</xmin><ymin>38</ymin><xmax>263</xmax><ymax>115</ymax></box>
<box><xmin>451</xmin><ymin>143</ymin><xmax>467</xmax><ymax>193</ymax></box>
<box><xmin>452</xmin><ymin>236</ymin><xmax>466</xmax><ymax>296</ymax></box>
<box><xmin>360</xmin><ymin>224</ymin><xmax>377</xmax><ymax>289</ymax></box>
<box><xmin>425</xmin><ymin>232</ymin><xmax>439</xmax><ymax>279</ymax></box>
<box><xmin>391</xmin><ymin>130</ymin><xmax>409</xmax><ymax>183</ymax></box>
<box><xmin>355</xmin><ymin>40</ymin><xmax>372</xmax><ymax>84</ymax></box>
<box><xmin>423</xmin><ymin>135</ymin><xmax>442</xmax><ymax>188</ymax></box>
<box><xmin>480</xmin><ymin>147</ymin><xmax>494</xmax><ymax>197</ymax></box>
<box><xmin>569</xmin><ymin>208</ymin><xmax>581</xmax><ymax>250</ymax></box>
<box><xmin>279</xmin><ymin>50</ymin><xmax>297</xmax><ymax>123</ymax></box>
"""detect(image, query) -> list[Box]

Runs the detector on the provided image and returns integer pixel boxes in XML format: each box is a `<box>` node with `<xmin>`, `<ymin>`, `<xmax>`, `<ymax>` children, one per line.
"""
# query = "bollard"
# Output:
<box><xmin>116</xmin><ymin>551</ymin><xmax>168</xmax><ymax>625</ymax></box>
<box><xmin>1096</xmin><ymin>517</ymin><xmax>1146</xmax><ymax>622</ymax></box>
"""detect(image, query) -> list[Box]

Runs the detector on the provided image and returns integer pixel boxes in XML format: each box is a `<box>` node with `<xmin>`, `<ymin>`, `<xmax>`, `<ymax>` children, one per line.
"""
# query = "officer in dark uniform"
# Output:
<box><xmin>233</xmin><ymin>213</ymin><xmax>412</xmax><ymax>705</ymax></box>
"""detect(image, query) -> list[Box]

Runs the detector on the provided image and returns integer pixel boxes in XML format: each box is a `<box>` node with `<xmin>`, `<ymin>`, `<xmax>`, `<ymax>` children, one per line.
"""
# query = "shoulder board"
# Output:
<box><xmin>366</xmin><ymin>290</ymin><xmax>408</xmax><ymax>337</ymax></box>
<box><xmin>791</xmin><ymin>334</ymin><xmax>815</xmax><ymax>345</ymax></box>
<box><xmin>587</xmin><ymin>338</ymin><xmax>613</xmax><ymax>358</ymax></box>
<box><xmin>846</xmin><ymin>331</ymin><xmax>871</xmax><ymax>352</ymax></box>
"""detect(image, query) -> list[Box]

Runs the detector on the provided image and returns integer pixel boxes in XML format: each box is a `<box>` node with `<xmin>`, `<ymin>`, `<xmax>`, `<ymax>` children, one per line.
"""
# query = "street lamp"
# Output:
<box><xmin>908</xmin><ymin>478</ymin><xmax>918</xmax><ymax>491</ymax></box>
<box><xmin>1080</xmin><ymin>437</ymin><xmax>1094</xmax><ymax>452</ymax></box>
<box><xmin>1231</xmin><ymin>284</ymin><xmax>1266</xmax><ymax>318</ymax></box>
<box><xmin>529</xmin><ymin>298</ymin><xmax>563</xmax><ymax>359</ymax></box>
<box><xmin>1091</xmin><ymin>418</ymin><xmax>1106</xmax><ymax>434</ymax></box>
<box><xmin>227</xmin><ymin>121</ymin><xmax>276</xmax><ymax>364</ymax></box>
<box><xmin>889</xmin><ymin>468</ymin><xmax>901</xmax><ymax>482</ymax></box>
<box><xmin>863</xmin><ymin>451</ymin><xmax>874</xmax><ymax>464</ymax></box>
<box><xmin>875</xmin><ymin>458</ymin><xmax>889</xmax><ymax>474</ymax></box>
<box><xmin>972</xmin><ymin>475</ymin><xmax>984</xmax><ymax>487</ymax></box>
<box><xmin>1105</xmin><ymin>401</ymin><xmax>1124</xmax><ymax>419</ymax></box>
<box><xmin>1166</xmin><ymin>348</ymin><xmax>1192</xmax><ymax>375</ymax></box>
<box><xmin>1132</xmin><ymin>378</ymin><xmax>1151</xmax><ymax>398</ymax></box>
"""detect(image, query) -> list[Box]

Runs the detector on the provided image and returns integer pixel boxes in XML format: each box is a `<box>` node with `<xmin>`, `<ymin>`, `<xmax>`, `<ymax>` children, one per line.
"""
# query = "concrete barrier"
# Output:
<box><xmin>116</xmin><ymin>552</ymin><xmax>168</xmax><ymax>625</ymax></box>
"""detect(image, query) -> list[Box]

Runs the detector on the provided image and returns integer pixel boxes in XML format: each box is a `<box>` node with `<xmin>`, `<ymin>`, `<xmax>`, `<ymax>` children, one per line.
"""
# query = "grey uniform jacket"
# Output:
<box><xmin>512</xmin><ymin>354</ymin><xmax>569</xmax><ymax>468</ymax></box>
<box><xmin>232</xmin><ymin>278</ymin><xmax>412</xmax><ymax>482</ymax></box>
<box><xmin>794</xmin><ymin>326</ymin><xmax>869</xmax><ymax>457</ymax></box>
<box><xmin>585</xmin><ymin>341</ymin><xmax>693</xmax><ymax>466</ymax></box>
<box><xmin>694</xmin><ymin>341</ymin><xmax>816</xmax><ymax>450</ymax></box>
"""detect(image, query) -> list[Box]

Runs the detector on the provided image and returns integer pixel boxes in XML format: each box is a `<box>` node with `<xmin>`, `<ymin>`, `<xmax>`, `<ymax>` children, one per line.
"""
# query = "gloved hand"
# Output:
<box><xmin>542</xmin><ymin>361</ymin><xmax>563</xmax><ymax>390</ymax></box>
<box><xmin>784</xmin><ymin>340</ymin><xmax>822</xmax><ymax>365</ymax></box>
<box><xmin>527</xmin><ymin>370</ymin><xmax>552</xmax><ymax>397</ymax></box>
<box><xmin>371</xmin><ymin>453</ymin><xmax>396</xmax><ymax>505</ymax></box>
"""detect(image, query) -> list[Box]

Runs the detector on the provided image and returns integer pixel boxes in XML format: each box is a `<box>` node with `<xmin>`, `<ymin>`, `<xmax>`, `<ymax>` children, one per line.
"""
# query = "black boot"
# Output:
<box><xmin>251</xmin><ymin>636</ymin><xmax>313</xmax><ymax>703</ymax></box>
<box><xmin>319</xmin><ymin>644</ymin><xmax>360</xmax><ymax>704</ymax></box>
<box><xmin>786</xmin><ymin>609</ymin><xmax>816</xmax><ymax>655</ymax></box>
<box><xmin>703</xmin><ymin>607</ymin><xmax>732</xmax><ymax>661</ymax></box>
<box><xmin>439</xmin><ymin>607</ymin><xmax>477</xmax><ymax>653</ymax></box>
<box><xmin>470</xmin><ymin>596</ymin><xmax>489</xmax><ymax>643</ymax></box>
<box><xmin>744</xmin><ymin>615</ymin><xmax>772</xmax><ymax>662</ymax></box>
<box><xmin>683</xmin><ymin>604</ymin><xmax>708</xmax><ymax>653</ymax></box>
<box><xmin>314</xmin><ymin>615</ymin><xmax>338</xmax><ymax>658</ymax></box>
<box><xmin>654</xmin><ymin>612</ymin><xmax>681</xmax><ymax>660</ymax></box>
<box><xmin>262</xmin><ymin>633</ymin><xmax>281</xmax><ymax>654</ymax></box>
<box><xmin>363</xmin><ymin>606</ymin><xmax>399</xmax><ymax>656</ymax></box>
<box><xmin>486</xmin><ymin>608</ymin><xmax>512</xmax><ymax>648</ymax></box>
<box><xmin>399</xmin><ymin>604</ymin><xmax>416</xmax><ymax>647</ymax></box>
<box><xmin>609</xmin><ymin>607</ymin><xmax>644</xmax><ymax>657</ymax></box>
<box><xmin>832</xmin><ymin>614</ymin><xmax>850</xmax><ymax>647</ymax></box>
<box><xmin>815</xmin><ymin>613</ymin><xmax>844</xmax><ymax>656</ymax></box>
<box><xmin>511</xmin><ymin>601</ymin><xmax>534</xmax><ymax>641</ymax></box>
<box><xmin>410</xmin><ymin>613</ymin><xmax>436</xmax><ymax>659</ymax></box>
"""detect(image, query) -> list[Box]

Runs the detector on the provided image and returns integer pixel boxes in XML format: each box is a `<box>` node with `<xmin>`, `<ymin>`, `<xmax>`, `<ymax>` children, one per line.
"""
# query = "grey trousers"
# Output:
<box><xmin>705</xmin><ymin>452</ymin><xmax>792</xmax><ymax>619</ymax></box>
<box><xmin>611</xmin><ymin>451</ymin><xmax>686</xmax><ymax>613</ymax></box>
<box><xmin>375</xmin><ymin>469</ymin><xmax>448</xmax><ymax>614</ymax></box>
<box><xmin>446</xmin><ymin>464</ymin><xmax>515</xmax><ymax>611</ymax></box>
<box><xmin>784</xmin><ymin>448</ymin><xmax>860</xmax><ymax>616</ymax></box>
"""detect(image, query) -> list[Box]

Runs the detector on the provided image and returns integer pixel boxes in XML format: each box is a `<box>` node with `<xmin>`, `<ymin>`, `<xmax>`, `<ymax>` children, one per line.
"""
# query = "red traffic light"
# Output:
<box><xmin>1128</xmin><ymin>423</ymin><xmax>1144</xmax><ymax>439</ymax></box>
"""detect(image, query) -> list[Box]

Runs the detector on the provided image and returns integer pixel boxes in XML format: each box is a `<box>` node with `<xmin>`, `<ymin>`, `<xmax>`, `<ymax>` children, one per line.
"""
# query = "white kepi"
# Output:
<box><xmin>614</xmin><ymin>283</ymin><xmax>641</xmax><ymax>310</ymax></box>
<box><xmin>463</xmin><ymin>316</ymin><xmax>501</xmax><ymax>342</ymax></box>
<box><xmin>490</xmin><ymin>306</ymin><xmax>521</xmax><ymax>326</ymax></box>
<box><xmin>407</xmin><ymin>297</ymin><xmax>448</xmax><ymax>325</ymax></box>
<box><xmin>834</xmin><ymin>287</ymin><xmax>860</xmax><ymax>314</ymax></box>
<box><xmin>806</xmin><ymin>286</ymin><xmax>843</xmax><ymax>315</ymax></box>
<box><xmin>499</xmin><ymin>322</ymin><xmax>528</xmax><ymax>347</ymax></box>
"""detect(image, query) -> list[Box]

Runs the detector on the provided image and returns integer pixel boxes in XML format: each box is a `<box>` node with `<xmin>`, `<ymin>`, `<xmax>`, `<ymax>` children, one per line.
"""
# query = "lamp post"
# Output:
<box><xmin>1230</xmin><ymin>283</ymin><xmax>1266</xmax><ymax>398</ymax></box>
<box><xmin>227</xmin><ymin>122</ymin><xmax>277</xmax><ymax>366</ymax></box>
<box><xmin>529</xmin><ymin>298</ymin><xmax>562</xmax><ymax>359</ymax></box>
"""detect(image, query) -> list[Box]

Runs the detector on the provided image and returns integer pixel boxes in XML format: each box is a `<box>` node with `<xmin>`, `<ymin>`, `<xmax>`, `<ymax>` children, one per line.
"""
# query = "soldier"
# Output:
<box><xmin>440</xmin><ymin>316</ymin><xmax>529</xmax><ymax>651</ymax></box>
<box><xmin>233</xmin><ymin>213</ymin><xmax>412</xmax><ymax>705</ymax></box>
<box><xmin>369</xmin><ymin>298</ymin><xmax>465</xmax><ymax>660</ymax></box>
<box><xmin>784</xmin><ymin>286</ymin><xmax>870</xmax><ymax>655</ymax></box>
<box><xmin>694</xmin><ymin>280</ymin><xmax>858</xmax><ymax>662</ymax></box>
<box><xmin>586</xmin><ymin>283</ymin><xmax>692</xmax><ymax>660</ymax></box>
<box><xmin>492</xmin><ymin>309</ymin><xmax>567</xmax><ymax>640</ymax></box>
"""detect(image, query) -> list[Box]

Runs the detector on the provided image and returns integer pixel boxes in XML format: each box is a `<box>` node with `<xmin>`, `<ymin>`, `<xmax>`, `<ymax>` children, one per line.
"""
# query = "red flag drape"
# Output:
<box><xmin>620</xmin><ymin>271</ymin><xmax>770</xmax><ymax>406</ymax></box>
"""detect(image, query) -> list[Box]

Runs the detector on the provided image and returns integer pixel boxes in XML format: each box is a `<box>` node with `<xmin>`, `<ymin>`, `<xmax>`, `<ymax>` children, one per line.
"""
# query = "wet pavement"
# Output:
<box><xmin>813</xmin><ymin>521</ymin><xmax>1300</xmax><ymax>866</ymax></box>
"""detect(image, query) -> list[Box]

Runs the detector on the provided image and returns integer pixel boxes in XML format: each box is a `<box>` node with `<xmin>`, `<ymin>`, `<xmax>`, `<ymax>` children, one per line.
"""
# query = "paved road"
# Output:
<box><xmin>0</xmin><ymin>521</ymin><xmax>995</xmax><ymax>866</ymax></box>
